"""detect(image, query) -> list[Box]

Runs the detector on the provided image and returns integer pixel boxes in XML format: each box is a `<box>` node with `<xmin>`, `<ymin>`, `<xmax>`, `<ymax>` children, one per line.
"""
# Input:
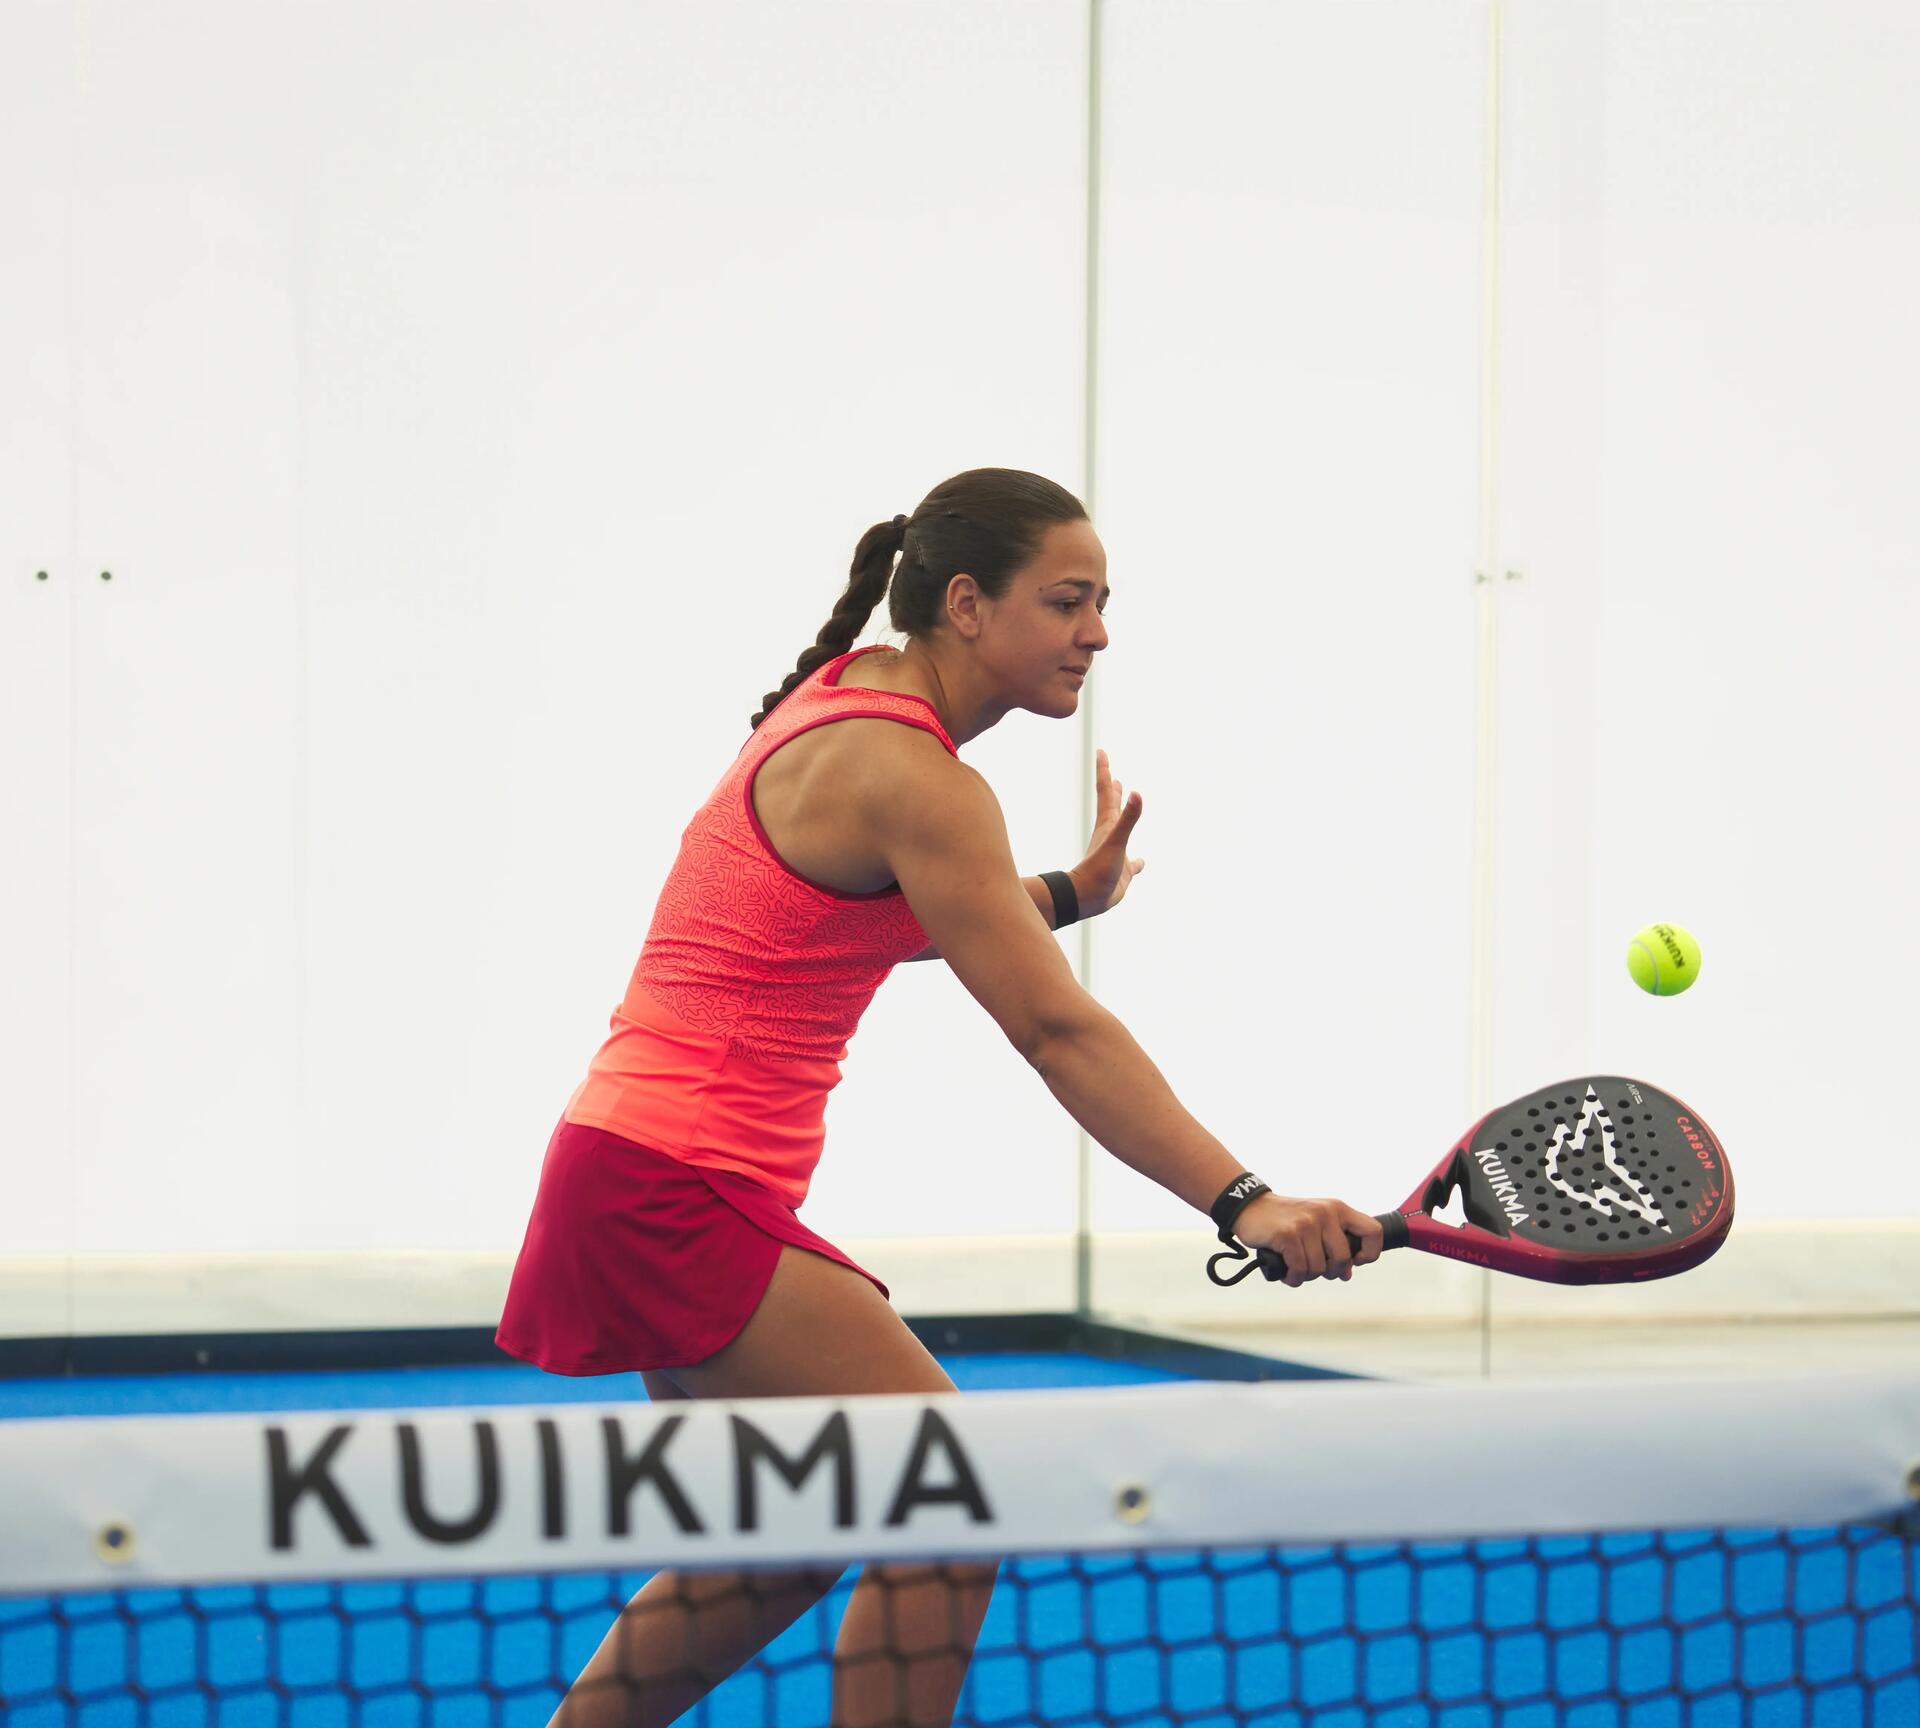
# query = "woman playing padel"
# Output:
<box><xmin>496</xmin><ymin>467</ymin><xmax>1385</xmax><ymax>1728</ymax></box>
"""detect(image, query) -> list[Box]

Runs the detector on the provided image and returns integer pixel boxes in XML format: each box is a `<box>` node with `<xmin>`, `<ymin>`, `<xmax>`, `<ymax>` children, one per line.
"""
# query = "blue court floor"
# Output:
<box><xmin>0</xmin><ymin>1349</ymin><xmax>1182</xmax><ymax>1419</ymax></box>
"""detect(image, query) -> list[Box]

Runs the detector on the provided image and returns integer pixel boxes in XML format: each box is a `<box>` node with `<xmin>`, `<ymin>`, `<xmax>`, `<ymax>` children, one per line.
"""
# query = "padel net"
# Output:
<box><xmin>4</xmin><ymin>1372</ymin><xmax>1916</xmax><ymax>1724</ymax></box>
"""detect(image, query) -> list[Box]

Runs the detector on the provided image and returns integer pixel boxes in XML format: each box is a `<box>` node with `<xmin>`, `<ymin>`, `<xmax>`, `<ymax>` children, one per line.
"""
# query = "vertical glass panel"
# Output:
<box><xmin>1493</xmin><ymin>0</ymin><xmax>1920</xmax><ymax>1355</ymax></box>
<box><xmin>0</xmin><ymin>0</ymin><xmax>78</xmax><ymax>1362</ymax></box>
<box><xmin>1091</xmin><ymin>0</ymin><xmax>1487</xmax><ymax>1356</ymax></box>
<box><xmin>69</xmin><ymin>1</ymin><xmax>304</xmax><ymax>1302</ymax></box>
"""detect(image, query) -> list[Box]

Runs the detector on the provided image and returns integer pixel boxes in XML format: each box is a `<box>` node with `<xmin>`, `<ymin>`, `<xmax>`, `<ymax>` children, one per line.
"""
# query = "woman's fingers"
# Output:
<box><xmin>1094</xmin><ymin>750</ymin><xmax>1133</xmax><ymax>831</ymax></box>
<box><xmin>1286</xmin><ymin>1228</ymin><xmax>1327</xmax><ymax>1288</ymax></box>
<box><xmin>1344</xmin><ymin>1209</ymin><xmax>1387</xmax><ymax>1267</ymax></box>
<box><xmin>1320</xmin><ymin>1214</ymin><xmax>1357</xmax><ymax>1281</ymax></box>
<box><xmin>1274</xmin><ymin>1200</ymin><xmax>1382</xmax><ymax>1286</ymax></box>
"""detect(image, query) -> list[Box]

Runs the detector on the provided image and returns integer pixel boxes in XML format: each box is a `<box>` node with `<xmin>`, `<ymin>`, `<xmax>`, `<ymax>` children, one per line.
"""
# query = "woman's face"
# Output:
<box><xmin>978</xmin><ymin>518</ymin><xmax>1111</xmax><ymax>719</ymax></box>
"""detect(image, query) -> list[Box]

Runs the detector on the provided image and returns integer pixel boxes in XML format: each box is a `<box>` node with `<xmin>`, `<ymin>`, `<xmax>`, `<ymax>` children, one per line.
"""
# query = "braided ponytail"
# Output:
<box><xmin>749</xmin><ymin>515</ymin><xmax>908</xmax><ymax>729</ymax></box>
<box><xmin>749</xmin><ymin>469</ymin><xmax>1087</xmax><ymax>730</ymax></box>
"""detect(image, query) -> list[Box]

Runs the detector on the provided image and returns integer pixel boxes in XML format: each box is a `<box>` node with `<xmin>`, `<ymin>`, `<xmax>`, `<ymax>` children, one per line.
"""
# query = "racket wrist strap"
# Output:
<box><xmin>1209</xmin><ymin>1173</ymin><xmax>1271</xmax><ymax>1244</ymax></box>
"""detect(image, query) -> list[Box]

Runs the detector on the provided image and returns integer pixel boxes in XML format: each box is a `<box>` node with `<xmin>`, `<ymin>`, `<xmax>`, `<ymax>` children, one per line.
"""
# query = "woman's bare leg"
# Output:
<box><xmin>829</xmin><ymin>1556</ymin><xmax>999</xmax><ymax>1728</ymax></box>
<box><xmin>548</xmin><ymin>1247</ymin><xmax>997</xmax><ymax>1728</ymax></box>
<box><xmin>546</xmin><ymin>1368</ymin><xmax>839</xmax><ymax>1728</ymax></box>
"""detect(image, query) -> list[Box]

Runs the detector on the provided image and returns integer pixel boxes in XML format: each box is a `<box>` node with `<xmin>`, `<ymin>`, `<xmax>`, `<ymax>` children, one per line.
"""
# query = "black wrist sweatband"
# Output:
<box><xmin>1209</xmin><ymin>1174</ymin><xmax>1271</xmax><ymax>1244</ymax></box>
<box><xmin>1040</xmin><ymin>870</ymin><xmax>1080</xmax><ymax>930</ymax></box>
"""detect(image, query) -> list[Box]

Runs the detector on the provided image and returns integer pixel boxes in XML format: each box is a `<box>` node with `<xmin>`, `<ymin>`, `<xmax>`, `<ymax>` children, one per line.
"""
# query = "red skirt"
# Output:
<box><xmin>494</xmin><ymin>1116</ymin><xmax>888</xmax><ymax>1375</ymax></box>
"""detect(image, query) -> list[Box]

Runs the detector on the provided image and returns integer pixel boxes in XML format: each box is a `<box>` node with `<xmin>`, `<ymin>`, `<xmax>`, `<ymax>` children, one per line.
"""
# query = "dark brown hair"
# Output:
<box><xmin>750</xmin><ymin>467</ymin><xmax>1088</xmax><ymax>728</ymax></box>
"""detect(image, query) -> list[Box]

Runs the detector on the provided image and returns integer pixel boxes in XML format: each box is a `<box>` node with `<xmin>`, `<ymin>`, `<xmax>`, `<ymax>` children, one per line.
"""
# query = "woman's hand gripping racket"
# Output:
<box><xmin>1208</xmin><ymin>1076</ymin><xmax>1734</xmax><ymax>1289</ymax></box>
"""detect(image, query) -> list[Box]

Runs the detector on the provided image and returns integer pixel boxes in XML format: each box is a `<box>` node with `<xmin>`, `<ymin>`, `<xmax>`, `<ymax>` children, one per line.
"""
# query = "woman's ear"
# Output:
<box><xmin>944</xmin><ymin>575</ymin><xmax>984</xmax><ymax>638</ymax></box>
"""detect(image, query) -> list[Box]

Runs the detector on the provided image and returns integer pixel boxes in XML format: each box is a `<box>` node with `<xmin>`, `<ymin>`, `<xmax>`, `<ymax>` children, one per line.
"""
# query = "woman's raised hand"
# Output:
<box><xmin>1069</xmin><ymin>748</ymin><xmax>1146</xmax><ymax>918</ymax></box>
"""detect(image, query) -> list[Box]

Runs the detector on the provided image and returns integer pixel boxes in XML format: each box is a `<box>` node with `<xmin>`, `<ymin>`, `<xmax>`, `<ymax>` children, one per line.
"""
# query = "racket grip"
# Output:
<box><xmin>1252</xmin><ymin>1212</ymin><xmax>1409</xmax><ymax>1282</ymax></box>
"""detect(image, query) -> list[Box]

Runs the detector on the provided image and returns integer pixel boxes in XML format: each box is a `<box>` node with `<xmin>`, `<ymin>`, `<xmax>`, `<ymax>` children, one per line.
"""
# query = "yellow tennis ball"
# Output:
<box><xmin>1627</xmin><ymin>923</ymin><xmax>1701</xmax><ymax>996</ymax></box>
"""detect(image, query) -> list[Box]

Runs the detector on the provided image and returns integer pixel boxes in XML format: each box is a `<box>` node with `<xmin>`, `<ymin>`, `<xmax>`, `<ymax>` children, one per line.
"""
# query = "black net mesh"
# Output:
<box><xmin>4</xmin><ymin>1512</ymin><xmax>1914</xmax><ymax>1727</ymax></box>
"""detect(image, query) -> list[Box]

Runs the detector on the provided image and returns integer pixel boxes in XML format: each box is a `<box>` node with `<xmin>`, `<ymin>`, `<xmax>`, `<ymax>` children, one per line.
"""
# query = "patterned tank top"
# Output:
<box><xmin>562</xmin><ymin>644</ymin><xmax>958</xmax><ymax>1205</ymax></box>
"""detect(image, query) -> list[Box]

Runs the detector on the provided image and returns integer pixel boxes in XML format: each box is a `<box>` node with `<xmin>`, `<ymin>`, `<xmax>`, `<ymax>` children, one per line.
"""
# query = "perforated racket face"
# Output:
<box><xmin>1400</xmin><ymin>1077</ymin><xmax>1734</xmax><ymax>1284</ymax></box>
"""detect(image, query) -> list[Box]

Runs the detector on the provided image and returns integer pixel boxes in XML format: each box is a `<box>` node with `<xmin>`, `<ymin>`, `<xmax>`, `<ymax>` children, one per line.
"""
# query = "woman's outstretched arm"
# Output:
<box><xmin>862</xmin><ymin>730</ymin><xmax>1382</xmax><ymax>1287</ymax></box>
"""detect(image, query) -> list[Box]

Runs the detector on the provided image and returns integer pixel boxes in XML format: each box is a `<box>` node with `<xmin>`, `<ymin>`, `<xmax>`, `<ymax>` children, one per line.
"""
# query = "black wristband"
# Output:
<box><xmin>1039</xmin><ymin>870</ymin><xmax>1080</xmax><ymax>930</ymax></box>
<box><xmin>1209</xmin><ymin>1173</ymin><xmax>1271</xmax><ymax>1243</ymax></box>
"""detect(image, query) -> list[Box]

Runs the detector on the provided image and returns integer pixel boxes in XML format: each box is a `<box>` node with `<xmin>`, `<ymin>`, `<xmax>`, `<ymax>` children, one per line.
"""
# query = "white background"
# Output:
<box><xmin>2</xmin><ymin>0</ymin><xmax>1915</xmax><ymax>1338</ymax></box>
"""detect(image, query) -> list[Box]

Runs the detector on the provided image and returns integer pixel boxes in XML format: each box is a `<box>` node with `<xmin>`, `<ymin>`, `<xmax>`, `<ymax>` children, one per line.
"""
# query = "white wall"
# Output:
<box><xmin>3</xmin><ymin>0</ymin><xmax>1916</xmax><ymax>1340</ymax></box>
<box><xmin>289</xmin><ymin>0</ymin><xmax>1091</xmax><ymax>1255</ymax></box>
<box><xmin>1490</xmin><ymin>0</ymin><xmax>1920</xmax><ymax>1226</ymax></box>
<box><xmin>1087</xmin><ymin>0</ymin><xmax>1486</xmax><ymax>1264</ymax></box>
<box><xmin>0</xmin><ymin>0</ymin><xmax>76</xmax><ymax>1340</ymax></box>
<box><xmin>2</xmin><ymin>0</ymin><xmax>1091</xmax><ymax>1303</ymax></box>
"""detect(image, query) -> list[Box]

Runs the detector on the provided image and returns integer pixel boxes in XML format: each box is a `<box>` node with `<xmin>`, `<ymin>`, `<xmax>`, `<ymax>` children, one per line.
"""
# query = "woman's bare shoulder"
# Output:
<box><xmin>834</xmin><ymin>710</ymin><xmax>974</xmax><ymax>795</ymax></box>
<box><xmin>828</xmin><ymin>648</ymin><xmax>898</xmax><ymax>695</ymax></box>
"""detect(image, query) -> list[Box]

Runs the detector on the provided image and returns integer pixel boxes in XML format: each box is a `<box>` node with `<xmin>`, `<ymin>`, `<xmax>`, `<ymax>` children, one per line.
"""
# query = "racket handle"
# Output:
<box><xmin>1251</xmin><ymin>1211</ymin><xmax>1410</xmax><ymax>1282</ymax></box>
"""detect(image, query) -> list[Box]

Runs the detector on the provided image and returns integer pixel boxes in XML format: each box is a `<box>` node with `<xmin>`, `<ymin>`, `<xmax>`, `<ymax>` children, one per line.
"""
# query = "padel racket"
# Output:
<box><xmin>1209</xmin><ymin>1076</ymin><xmax>1733</xmax><ymax>1287</ymax></box>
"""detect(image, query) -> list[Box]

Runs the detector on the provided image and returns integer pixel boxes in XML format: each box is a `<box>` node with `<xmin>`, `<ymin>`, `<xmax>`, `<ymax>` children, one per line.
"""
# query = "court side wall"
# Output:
<box><xmin>0</xmin><ymin>1</ymin><xmax>1089</xmax><ymax>1312</ymax></box>
<box><xmin>1081</xmin><ymin>0</ymin><xmax>1484</xmax><ymax>1261</ymax></box>
<box><xmin>1072</xmin><ymin>0</ymin><xmax>1919</xmax><ymax>1328</ymax></box>
<box><xmin>1483</xmin><ymin>0</ymin><xmax>1920</xmax><ymax>1273</ymax></box>
<box><xmin>1080</xmin><ymin>0</ymin><xmax>1920</xmax><ymax>1312</ymax></box>
<box><xmin>3</xmin><ymin>1</ymin><xmax>1915</xmax><ymax>1347</ymax></box>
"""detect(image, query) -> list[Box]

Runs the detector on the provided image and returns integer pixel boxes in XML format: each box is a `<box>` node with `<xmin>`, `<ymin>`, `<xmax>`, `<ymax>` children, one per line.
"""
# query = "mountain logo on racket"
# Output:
<box><xmin>1478</xmin><ymin>1083</ymin><xmax>1673</xmax><ymax>1236</ymax></box>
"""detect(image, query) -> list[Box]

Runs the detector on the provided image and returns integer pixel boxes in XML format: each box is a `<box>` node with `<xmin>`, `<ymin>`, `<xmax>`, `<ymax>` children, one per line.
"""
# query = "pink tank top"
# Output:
<box><xmin>563</xmin><ymin>645</ymin><xmax>958</xmax><ymax>1205</ymax></box>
